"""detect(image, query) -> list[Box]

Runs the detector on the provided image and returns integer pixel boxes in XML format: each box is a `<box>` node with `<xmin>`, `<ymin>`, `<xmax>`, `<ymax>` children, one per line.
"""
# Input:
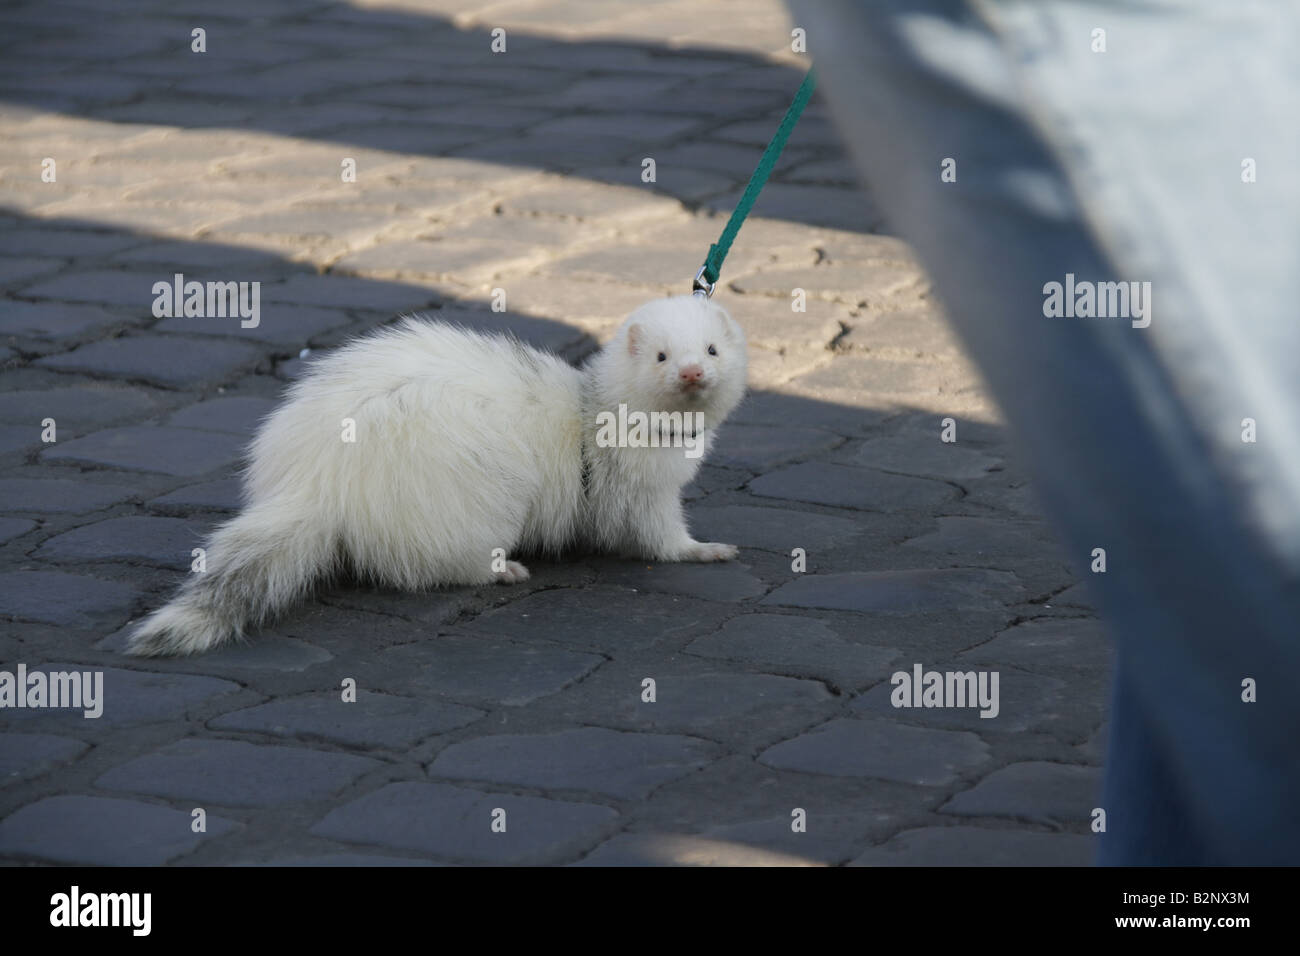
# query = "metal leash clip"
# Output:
<box><xmin>692</xmin><ymin>265</ymin><xmax>715</xmax><ymax>299</ymax></box>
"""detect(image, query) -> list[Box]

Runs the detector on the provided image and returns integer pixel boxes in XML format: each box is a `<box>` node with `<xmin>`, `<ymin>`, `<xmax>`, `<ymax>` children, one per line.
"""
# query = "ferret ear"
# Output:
<box><xmin>719</xmin><ymin>311</ymin><xmax>743</xmax><ymax>342</ymax></box>
<box><xmin>626</xmin><ymin>322</ymin><xmax>643</xmax><ymax>355</ymax></box>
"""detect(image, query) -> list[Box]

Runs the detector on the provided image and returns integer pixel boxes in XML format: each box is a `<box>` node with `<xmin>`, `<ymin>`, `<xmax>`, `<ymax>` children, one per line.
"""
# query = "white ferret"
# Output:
<box><xmin>126</xmin><ymin>295</ymin><xmax>748</xmax><ymax>656</ymax></box>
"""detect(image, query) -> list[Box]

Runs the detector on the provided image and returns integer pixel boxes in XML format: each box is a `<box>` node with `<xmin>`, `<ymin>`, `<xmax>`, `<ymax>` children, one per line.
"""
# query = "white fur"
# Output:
<box><xmin>126</xmin><ymin>295</ymin><xmax>747</xmax><ymax>656</ymax></box>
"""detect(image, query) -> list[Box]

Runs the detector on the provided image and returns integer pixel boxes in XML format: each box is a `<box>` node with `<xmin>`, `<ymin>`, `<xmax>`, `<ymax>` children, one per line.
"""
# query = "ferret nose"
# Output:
<box><xmin>679</xmin><ymin>364</ymin><xmax>704</xmax><ymax>383</ymax></box>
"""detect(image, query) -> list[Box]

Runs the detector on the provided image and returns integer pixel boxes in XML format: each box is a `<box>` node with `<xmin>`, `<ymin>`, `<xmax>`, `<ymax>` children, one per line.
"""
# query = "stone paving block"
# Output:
<box><xmin>574</xmin><ymin>831</ymin><xmax>819</xmax><ymax>866</ymax></box>
<box><xmin>849</xmin><ymin>825</ymin><xmax>1093</xmax><ymax>866</ymax></box>
<box><xmin>0</xmin><ymin>570</ymin><xmax>140</xmax><ymax>629</ymax></box>
<box><xmin>236</xmin><ymin>853</ymin><xmax>442</xmax><ymax>867</ymax></box>
<box><xmin>379</xmin><ymin>637</ymin><xmax>604</xmax><ymax>706</ymax></box>
<box><xmin>311</xmin><ymin>781</ymin><xmax>618</xmax><ymax>864</ymax></box>
<box><xmin>631</xmin><ymin>215</ymin><xmax>820</xmax><ymax>281</ymax></box>
<box><xmin>1079</xmin><ymin>722</ymin><xmax>1108</xmax><ymax>764</ymax></box>
<box><xmin>710</xmin><ymin>423</ymin><xmax>841</xmax><ymax>471</ymax></box>
<box><xmin>95</xmin><ymin>738</ymin><xmax>382</xmax><ymax>807</ymax></box>
<box><xmin>43</xmin><ymin>425</ymin><xmax>246</xmax><ymax>475</ymax></box>
<box><xmin>746</xmin><ymin>343</ymin><xmax>832</xmax><ymax>389</ymax></box>
<box><xmin>781</xmin><ymin>155</ymin><xmax>862</xmax><ymax>184</ymax></box>
<box><xmin>728</xmin><ymin>388</ymin><xmax>890</xmax><ymax>435</ymax></box>
<box><xmin>902</xmin><ymin>516</ymin><xmax>1055</xmax><ymax>560</ymax></box>
<box><xmin>596</xmin><ymin>561</ymin><xmax>767</xmax><ymax>602</ymax></box>
<box><xmin>726</xmin><ymin>294</ymin><xmax>846</xmax><ymax>350</ymax></box>
<box><xmin>850</xmin><ymin>668</ymin><xmax>1070</xmax><ymax>734</ymax></box>
<box><xmin>652</xmin><ymin>140</ymin><xmax>778</xmax><ymax>175</ymax></box>
<box><xmin>749</xmin><ymin>183</ymin><xmax>882</xmax><ymax>233</ymax></box>
<box><xmin>957</xmin><ymin>618</ymin><xmax>1112</xmax><ymax>675</ymax></box>
<box><xmin>940</xmin><ymin>761</ymin><xmax>1102</xmax><ymax>826</ymax></box>
<box><xmin>18</xmin><ymin>269</ymin><xmax>186</xmax><ymax>308</ymax></box>
<box><xmin>349</xmin><ymin>82</ymin><xmax>496</xmax><ymax>110</ymax></box>
<box><xmin>166</xmin><ymin>397</ymin><xmax>276</xmax><ymax>435</ymax></box>
<box><xmin>0</xmin><ymin>300</ymin><xmax>132</xmax><ymax>339</ymax></box>
<box><xmin>686</xmin><ymin>503</ymin><xmax>865</xmax><ymax>553</ymax></box>
<box><xmin>686</xmin><ymin>613</ymin><xmax>898</xmax><ymax>689</ymax></box>
<box><xmin>856</xmin><ymin>434</ymin><xmax>1001</xmax><ymax>481</ymax></box>
<box><xmin>0</xmin><ymin>256</ymin><xmax>63</xmax><ymax>285</ymax></box>
<box><xmin>713</xmin><ymin>115</ymin><xmax>843</xmax><ymax>149</ymax></box>
<box><xmin>42</xmin><ymin>199</ymin><xmax>246</xmax><ymax>235</ymax></box>
<box><xmin>790</xmin><ymin>354</ymin><xmax>981</xmax><ymax>407</ymax></box>
<box><xmin>259</xmin><ymin>603</ymin><xmax>438</xmax><ymax>655</ymax></box>
<box><xmin>93</xmin><ymin>622</ymin><xmax>331</xmax><ymax>672</ymax></box>
<box><xmin>701</xmin><ymin>810</ymin><xmax>893</xmax><ymax>865</ymax></box>
<box><xmin>6</xmin><ymin>70</ymin><xmax>146</xmax><ymax>103</ymax></box>
<box><xmin>0</xmin><ymin>795</ymin><xmax>238</xmax><ymax>866</ymax></box>
<box><xmin>191</xmin><ymin>635</ymin><xmax>334</xmax><ymax>673</ymax></box>
<box><xmin>762</xmin><ymin>569</ymin><xmax>1022</xmax><ymax>613</ymax></box>
<box><xmin>258</xmin><ymin>274</ymin><xmax>437</xmax><ymax>312</ymax></box>
<box><xmin>0</xmin><ymin>476</ymin><xmax>137</xmax><ymax>513</ymax></box>
<box><xmin>0</xmin><ymin>227</ymin><xmax>145</xmax><ymax>258</ymax></box>
<box><xmin>149</xmin><ymin>478</ymin><xmax>242</xmax><ymax>512</ymax></box>
<box><xmin>401</xmin><ymin>307</ymin><xmax>591</xmax><ymax>356</ymax></box>
<box><xmin>333</xmin><ymin>238</ymin><xmax>542</xmax><ymax>280</ymax></box>
<box><xmin>0</xmin><ymin>517</ymin><xmax>35</xmax><ymax>543</ymax></box>
<box><xmin>750</xmin><ymin>461</ymin><xmax>956</xmax><ymax>512</ymax></box>
<box><xmin>0</xmin><ymin>732</ymin><xmax>89</xmax><ymax>784</ymax></box>
<box><xmin>211</xmin><ymin>204</ymin><xmax>399</xmax><ymax>245</ymax></box>
<box><xmin>498</xmin><ymin>179</ymin><xmax>669</xmax><ymax>222</ymax></box>
<box><xmin>732</xmin><ymin>259</ymin><xmax>919</xmax><ymax>303</ymax></box>
<box><xmin>429</xmin><ymin>727</ymin><xmax>717</xmax><ymax>799</ymax></box>
<box><xmin>36</xmin><ymin>515</ymin><xmax>210</xmax><ymax>569</ymax></box>
<box><xmin>210</xmin><ymin>692</ymin><xmax>483</xmax><ymax>749</ymax></box>
<box><xmin>583</xmin><ymin>163</ymin><xmax>735</xmax><ymax>202</ymax></box>
<box><xmin>463</xmin><ymin>588</ymin><xmax>715</xmax><ymax>651</ymax></box>
<box><xmin>427</xmin><ymin>213</ymin><xmax>592</xmax><ymax>246</ymax></box>
<box><xmin>109</xmin><ymin>236</ymin><xmax>297</xmax><ymax>270</ymax></box>
<box><xmin>568</xmin><ymin>670</ymin><xmax>832</xmax><ymax>737</ymax></box>
<box><xmin>315</xmin><ymin>584</ymin><xmax>465</xmax><ymax>627</ymax></box>
<box><xmin>36</xmin><ymin>334</ymin><xmax>265</xmax><ymax>387</ymax></box>
<box><xmin>542</xmin><ymin>243</ymin><xmax>710</xmax><ymax>287</ymax></box>
<box><xmin>0</xmin><ymin>664</ymin><xmax>240</xmax><ymax>727</ymax></box>
<box><xmin>156</xmin><ymin>304</ymin><xmax>353</xmax><ymax>347</ymax></box>
<box><xmin>0</xmin><ymin>425</ymin><xmax>37</xmax><ymax>455</ymax></box>
<box><xmin>1054</xmin><ymin>582</ymin><xmax>1097</xmax><ymax>609</ymax></box>
<box><xmin>759</xmin><ymin>717</ymin><xmax>990</xmax><ymax>785</ymax></box>
<box><xmin>663</xmin><ymin>85</ymin><xmax>789</xmax><ymax>119</ymax></box>
<box><xmin>841</xmin><ymin>306</ymin><xmax>965</xmax><ymax>360</ymax></box>
<box><xmin>962</xmin><ymin>482</ymin><xmax>1045</xmax><ymax>520</ymax></box>
<box><xmin>0</xmin><ymin>384</ymin><xmax>158</xmax><ymax>426</ymax></box>
<box><xmin>453</xmin><ymin>131</ymin><xmax>627</xmax><ymax>172</ymax></box>
<box><xmin>461</xmin><ymin>275</ymin><xmax>662</xmax><ymax>326</ymax></box>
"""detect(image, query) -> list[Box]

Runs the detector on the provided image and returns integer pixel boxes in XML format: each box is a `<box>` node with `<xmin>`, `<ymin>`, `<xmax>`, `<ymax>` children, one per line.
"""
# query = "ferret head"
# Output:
<box><xmin>607</xmin><ymin>295</ymin><xmax>748</xmax><ymax>424</ymax></box>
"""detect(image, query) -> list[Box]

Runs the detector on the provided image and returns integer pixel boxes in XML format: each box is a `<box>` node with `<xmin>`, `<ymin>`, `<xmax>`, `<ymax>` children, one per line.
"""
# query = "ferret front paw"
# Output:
<box><xmin>494</xmin><ymin>560</ymin><xmax>531</xmax><ymax>584</ymax></box>
<box><xmin>681</xmin><ymin>541</ymin><xmax>738</xmax><ymax>562</ymax></box>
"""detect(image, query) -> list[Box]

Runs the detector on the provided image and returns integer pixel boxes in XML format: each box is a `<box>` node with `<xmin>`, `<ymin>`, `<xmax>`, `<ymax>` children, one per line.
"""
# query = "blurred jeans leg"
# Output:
<box><xmin>786</xmin><ymin>0</ymin><xmax>1300</xmax><ymax>863</ymax></box>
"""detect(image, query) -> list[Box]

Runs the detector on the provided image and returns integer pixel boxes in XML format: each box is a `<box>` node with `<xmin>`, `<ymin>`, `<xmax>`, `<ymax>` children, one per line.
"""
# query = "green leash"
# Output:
<box><xmin>692</xmin><ymin>67</ymin><xmax>818</xmax><ymax>298</ymax></box>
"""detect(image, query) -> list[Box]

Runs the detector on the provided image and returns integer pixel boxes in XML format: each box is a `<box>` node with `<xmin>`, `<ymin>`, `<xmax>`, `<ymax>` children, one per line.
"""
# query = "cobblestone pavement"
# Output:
<box><xmin>0</xmin><ymin>0</ymin><xmax>1110</xmax><ymax>865</ymax></box>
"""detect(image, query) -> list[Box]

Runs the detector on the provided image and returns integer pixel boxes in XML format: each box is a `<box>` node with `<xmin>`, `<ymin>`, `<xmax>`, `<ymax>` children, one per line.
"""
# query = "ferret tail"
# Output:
<box><xmin>125</xmin><ymin>504</ymin><xmax>333</xmax><ymax>657</ymax></box>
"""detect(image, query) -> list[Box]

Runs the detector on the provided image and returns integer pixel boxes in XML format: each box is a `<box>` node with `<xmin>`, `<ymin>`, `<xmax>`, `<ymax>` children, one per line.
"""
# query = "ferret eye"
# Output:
<box><xmin>707</xmin><ymin>345</ymin><xmax>717</xmax><ymax>356</ymax></box>
<box><xmin>657</xmin><ymin>352</ymin><xmax>666</xmax><ymax>362</ymax></box>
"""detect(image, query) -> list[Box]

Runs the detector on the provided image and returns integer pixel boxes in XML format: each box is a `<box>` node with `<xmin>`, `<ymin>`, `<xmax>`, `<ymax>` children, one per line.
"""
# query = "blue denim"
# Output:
<box><xmin>788</xmin><ymin>0</ymin><xmax>1300</xmax><ymax>864</ymax></box>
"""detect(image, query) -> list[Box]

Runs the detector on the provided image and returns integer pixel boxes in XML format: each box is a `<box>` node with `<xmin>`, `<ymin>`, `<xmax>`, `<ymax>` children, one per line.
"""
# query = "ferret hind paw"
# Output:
<box><xmin>682</xmin><ymin>541</ymin><xmax>738</xmax><ymax>562</ymax></box>
<box><xmin>494</xmin><ymin>560</ymin><xmax>531</xmax><ymax>584</ymax></box>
